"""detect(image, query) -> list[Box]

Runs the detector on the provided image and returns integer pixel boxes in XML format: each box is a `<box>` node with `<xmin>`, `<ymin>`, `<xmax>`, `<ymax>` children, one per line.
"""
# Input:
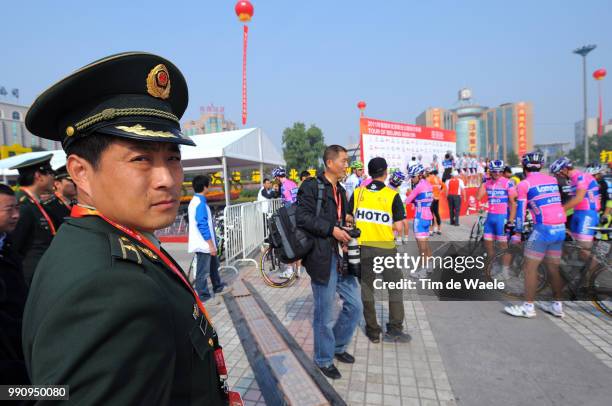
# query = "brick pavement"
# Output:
<box><xmin>164</xmin><ymin>214</ymin><xmax>612</xmax><ymax>405</ymax></box>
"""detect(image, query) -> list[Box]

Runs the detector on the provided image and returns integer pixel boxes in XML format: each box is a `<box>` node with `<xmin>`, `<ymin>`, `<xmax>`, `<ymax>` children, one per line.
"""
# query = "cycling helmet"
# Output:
<box><xmin>350</xmin><ymin>160</ymin><xmax>364</xmax><ymax>170</ymax></box>
<box><xmin>272</xmin><ymin>167</ymin><xmax>286</xmax><ymax>177</ymax></box>
<box><xmin>408</xmin><ymin>164</ymin><xmax>425</xmax><ymax>178</ymax></box>
<box><xmin>488</xmin><ymin>159</ymin><xmax>505</xmax><ymax>172</ymax></box>
<box><xmin>521</xmin><ymin>151</ymin><xmax>545</xmax><ymax>170</ymax></box>
<box><xmin>585</xmin><ymin>163</ymin><xmax>603</xmax><ymax>175</ymax></box>
<box><xmin>389</xmin><ymin>170</ymin><xmax>406</xmax><ymax>188</ymax></box>
<box><xmin>549</xmin><ymin>157</ymin><xmax>572</xmax><ymax>174</ymax></box>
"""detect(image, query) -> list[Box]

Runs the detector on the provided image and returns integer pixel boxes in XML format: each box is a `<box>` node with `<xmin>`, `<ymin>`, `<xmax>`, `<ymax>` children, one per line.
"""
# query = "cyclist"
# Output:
<box><xmin>388</xmin><ymin>170</ymin><xmax>409</xmax><ymax>243</ymax></box>
<box><xmin>273</xmin><ymin>167</ymin><xmax>298</xmax><ymax>209</ymax></box>
<box><xmin>596</xmin><ymin>163</ymin><xmax>612</xmax><ymax>240</ymax></box>
<box><xmin>344</xmin><ymin>160</ymin><xmax>364</xmax><ymax>199</ymax></box>
<box><xmin>272</xmin><ymin>166</ymin><xmax>300</xmax><ymax>278</ymax></box>
<box><xmin>549</xmin><ymin>157</ymin><xmax>600</xmax><ymax>244</ymax></box>
<box><xmin>405</xmin><ymin>164</ymin><xmax>433</xmax><ymax>278</ymax></box>
<box><xmin>476</xmin><ymin>160</ymin><xmax>517</xmax><ymax>279</ymax></box>
<box><xmin>505</xmin><ymin>152</ymin><xmax>567</xmax><ymax>318</ymax></box>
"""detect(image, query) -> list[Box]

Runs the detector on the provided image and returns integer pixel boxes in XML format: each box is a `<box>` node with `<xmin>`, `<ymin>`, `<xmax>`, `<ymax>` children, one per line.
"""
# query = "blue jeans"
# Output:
<box><xmin>195</xmin><ymin>253</ymin><xmax>225</xmax><ymax>301</ymax></box>
<box><xmin>311</xmin><ymin>254</ymin><xmax>363</xmax><ymax>368</ymax></box>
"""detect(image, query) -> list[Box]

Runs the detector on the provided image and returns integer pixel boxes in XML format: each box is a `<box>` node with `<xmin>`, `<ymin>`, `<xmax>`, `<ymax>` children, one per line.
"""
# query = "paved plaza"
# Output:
<box><xmin>165</xmin><ymin>215</ymin><xmax>612</xmax><ymax>406</ymax></box>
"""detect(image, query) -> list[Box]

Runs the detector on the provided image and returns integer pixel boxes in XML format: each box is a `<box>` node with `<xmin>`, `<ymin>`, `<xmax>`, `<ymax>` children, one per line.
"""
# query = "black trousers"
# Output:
<box><xmin>431</xmin><ymin>199</ymin><xmax>441</xmax><ymax>226</ymax></box>
<box><xmin>448</xmin><ymin>195</ymin><xmax>461</xmax><ymax>225</ymax></box>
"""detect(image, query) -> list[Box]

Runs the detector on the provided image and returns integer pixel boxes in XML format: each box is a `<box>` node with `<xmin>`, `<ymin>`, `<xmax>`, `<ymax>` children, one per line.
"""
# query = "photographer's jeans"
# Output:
<box><xmin>311</xmin><ymin>254</ymin><xmax>363</xmax><ymax>368</ymax></box>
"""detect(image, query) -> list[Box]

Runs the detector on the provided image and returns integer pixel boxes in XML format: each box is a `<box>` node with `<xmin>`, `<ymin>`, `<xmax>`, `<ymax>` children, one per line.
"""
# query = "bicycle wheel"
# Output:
<box><xmin>468</xmin><ymin>219</ymin><xmax>484</xmax><ymax>253</ymax></box>
<box><xmin>485</xmin><ymin>245</ymin><xmax>547</xmax><ymax>298</ymax></box>
<box><xmin>590</xmin><ymin>266</ymin><xmax>612</xmax><ymax>317</ymax></box>
<box><xmin>260</xmin><ymin>246</ymin><xmax>298</xmax><ymax>288</ymax></box>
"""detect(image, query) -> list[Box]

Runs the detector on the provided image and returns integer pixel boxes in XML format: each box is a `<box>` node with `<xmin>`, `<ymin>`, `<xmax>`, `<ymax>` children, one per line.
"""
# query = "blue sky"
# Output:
<box><xmin>2</xmin><ymin>1</ymin><xmax>612</xmax><ymax>149</ymax></box>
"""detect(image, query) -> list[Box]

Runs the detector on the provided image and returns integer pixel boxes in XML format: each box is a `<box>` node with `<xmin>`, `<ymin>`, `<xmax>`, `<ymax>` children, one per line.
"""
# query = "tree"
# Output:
<box><xmin>506</xmin><ymin>151</ymin><xmax>519</xmax><ymax>166</ymax></box>
<box><xmin>282</xmin><ymin>122</ymin><xmax>326</xmax><ymax>172</ymax></box>
<box><xmin>568</xmin><ymin>130</ymin><xmax>612</xmax><ymax>166</ymax></box>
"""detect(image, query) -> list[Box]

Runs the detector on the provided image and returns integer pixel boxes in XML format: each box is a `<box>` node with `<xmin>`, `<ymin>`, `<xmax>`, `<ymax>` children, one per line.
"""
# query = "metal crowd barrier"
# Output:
<box><xmin>222</xmin><ymin>198</ymin><xmax>282</xmax><ymax>272</ymax></box>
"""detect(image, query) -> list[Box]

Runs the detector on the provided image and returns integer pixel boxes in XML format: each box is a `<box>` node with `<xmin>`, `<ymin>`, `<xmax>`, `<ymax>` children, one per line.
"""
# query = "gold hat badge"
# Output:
<box><xmin>146</xmin><ymin>64</ymin><xmax>171</xmax><ymax>99</ymax></box>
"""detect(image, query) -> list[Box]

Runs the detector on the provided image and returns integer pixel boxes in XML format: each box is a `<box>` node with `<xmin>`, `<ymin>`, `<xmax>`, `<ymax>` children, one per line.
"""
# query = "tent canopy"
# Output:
<box><xmin>0</xmin><ymin>128</ymin><xmax>284</xmax><ymax>205</ymax></box>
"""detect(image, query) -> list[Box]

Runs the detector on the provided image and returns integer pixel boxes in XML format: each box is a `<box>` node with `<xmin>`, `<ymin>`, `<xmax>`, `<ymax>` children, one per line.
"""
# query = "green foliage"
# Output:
<box><xmin>568</xmin><ymin>130</ymin><xmax>612</xmax><ymax>165</ymax></box>
<box><xmin>282</xmin><ymin>122</ymin><xmax>326</xmax><ymax>172</ymax></box>
<box><xmin>506</xmin><ymin>151</ymin><xmax>519</xmax><ymax>166</ymax></box>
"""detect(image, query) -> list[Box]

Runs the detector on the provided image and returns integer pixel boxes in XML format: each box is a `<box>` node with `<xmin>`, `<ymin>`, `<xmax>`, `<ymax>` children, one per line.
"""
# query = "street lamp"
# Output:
<box><xmin>573</xmin><ymin>44</ymin><xmax>596</xmax><ymax>164</ymax></box>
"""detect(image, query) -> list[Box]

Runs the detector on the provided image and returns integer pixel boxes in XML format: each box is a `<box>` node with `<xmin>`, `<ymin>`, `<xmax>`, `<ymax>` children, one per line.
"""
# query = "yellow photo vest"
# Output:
<box><xmin>353</xmin><ymin>186</ymin><xmax>397</xmax><ymax>248</ymax></box>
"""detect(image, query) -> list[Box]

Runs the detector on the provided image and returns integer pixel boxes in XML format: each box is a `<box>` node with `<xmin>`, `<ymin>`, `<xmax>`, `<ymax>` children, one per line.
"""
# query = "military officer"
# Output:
<box><xmin>9</xmin><ymin>154</ymin><xmax>56</xmax><ymax>285</ymax></box>
<box><xmin>22</xmin><ymin>52</ymin><xmax>239</xmax><ymax>405</ymax></box>
<box><xmin>43</xmin><ymin>165</ymin><xmax>76</xmax><ymax>229</ymax></box>
<box><xmin>0</xmin><ymin>183</ymin><xmax>30</xmax><ymax>384</ymax></box>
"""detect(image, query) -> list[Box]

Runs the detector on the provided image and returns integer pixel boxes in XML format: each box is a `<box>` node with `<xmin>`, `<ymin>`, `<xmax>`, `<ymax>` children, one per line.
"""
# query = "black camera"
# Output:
<box><xmin>344</xmin><ymin>227</ymin><xmax>361</xmax><ymax>278</ymax></box>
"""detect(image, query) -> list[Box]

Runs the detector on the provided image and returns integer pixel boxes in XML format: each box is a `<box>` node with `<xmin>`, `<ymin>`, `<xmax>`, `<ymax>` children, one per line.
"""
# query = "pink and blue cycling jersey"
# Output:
<box><xmin>569</xmin><ymin>171</ymin><xmax>601</xmax><ymax>212</ymax></box>
<box><xmin>406</xmin><ymin>179</ymin><xmax>433</xmax><ymax>220</ymax></box>
<box><xmin>485</xmin><ymin>177</ymin><xmax>516</xmax><ymax>215</ymax></box>
<box><xmin>516</xmin><ymin>172</ymin><xmax>566</xmax><ymax>231</ymax></box>
<box><xmin>280</xmin><ymin>178</ymin><xmax>298</xmax><ymax>205</ymax></box>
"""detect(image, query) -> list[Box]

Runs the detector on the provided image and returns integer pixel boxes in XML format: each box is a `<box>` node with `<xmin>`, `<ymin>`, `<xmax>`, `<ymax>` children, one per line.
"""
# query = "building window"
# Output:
<box><xmin>12</xmin><ymin>111</ymin><xmax>21</xmax><ymax>121</ymax></box>
<box><xmin>0</xmin><ymin>109</ymin><xmax>4</xmax><ymax>118</ymax></box>
<box><xmin>11</xmin><ymin>123</ymin><xmax>18</xmax><ymax>145</ymax></box>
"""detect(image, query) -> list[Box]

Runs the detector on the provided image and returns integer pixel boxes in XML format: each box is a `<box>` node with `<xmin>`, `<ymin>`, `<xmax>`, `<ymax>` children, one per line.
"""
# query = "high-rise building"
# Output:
<box><xmin>416</xmin><ymin>90</ymin><xmax>533</xmax><ymax>161</ymax></box>
<box><xmin>182</xmin><ymin>104</ymin><xmax>237</xmax><ymax>136</ymax></box>
<box><xmin>0</xmin><ymin>101</ymin><xmax>62</xmax><ymax>159</ymax></box>
<box><xmin>574</xmin><ymin>117</ymin><xmax>598</xmax><ymax>148</ymax></box>
<box><xmin>533</xmin><ymin>142</ymin><xmax>571</xmax><ymax>162</ymax></box>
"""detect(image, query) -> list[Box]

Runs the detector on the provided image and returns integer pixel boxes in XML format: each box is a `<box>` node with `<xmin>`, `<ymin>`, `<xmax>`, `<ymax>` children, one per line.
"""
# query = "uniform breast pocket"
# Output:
<box><xmin>189</xmin><ymin>316</ymin><xmax>215</xmax><ymax>360</ymax></box>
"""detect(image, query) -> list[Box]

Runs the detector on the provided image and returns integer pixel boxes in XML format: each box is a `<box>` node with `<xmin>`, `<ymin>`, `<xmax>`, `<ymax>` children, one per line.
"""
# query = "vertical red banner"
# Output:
<box><xmin>517</xmin><ymin>105</ymin><xmax>527</xmax><ymax>157</ymax></box>
<box><xmin>242</xmin><ymin>25</ymin><xmax>248</xmax><ymax>125</ymax></box>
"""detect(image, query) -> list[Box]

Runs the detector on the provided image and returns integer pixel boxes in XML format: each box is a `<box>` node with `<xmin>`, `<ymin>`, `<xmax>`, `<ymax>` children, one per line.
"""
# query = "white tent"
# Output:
<box><xmin>0</xmin><ymin>127</ymin><xmax>284</xmax><ymax>206</ymax></box>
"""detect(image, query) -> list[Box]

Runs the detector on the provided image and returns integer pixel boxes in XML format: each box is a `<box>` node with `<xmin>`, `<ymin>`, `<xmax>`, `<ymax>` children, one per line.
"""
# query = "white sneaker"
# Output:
<box><xmin>504</xmin><ymin>304</ymin><xmax>536</xmax><ymax>318</ymax></box>
<box><xmin>538</xmin><ymin>302</ymin><xmax>564</xmax><ymax>318</ymax></box>
<box><xmin>279</xmin><ymin>268</ymin><xmax>295</xmax><ymax>279</ymax></box>
<box><xmin>494</xmin><ymin>265</ymin><xmax>512</xmax><ymax>281</ymax></box>
<box><xmin>402</xmin><ymin>237</ymin><xmax>409</xmax><ymax>244</ymax></box>
<box><xmin>410</xmin><ymin>268</ymin><xmax>429</xmax><ymax>279</ymax></box>
<box><xmin>395</xmin><ymin>237</ymin><xmax>403</xmax><ymax>245</ymax></box>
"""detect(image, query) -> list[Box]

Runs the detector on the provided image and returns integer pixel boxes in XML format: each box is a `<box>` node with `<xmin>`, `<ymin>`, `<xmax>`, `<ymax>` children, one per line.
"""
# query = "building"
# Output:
<box><xmin>182</xmin><ymin>104</ymin><xmax>237</xmax><ymax>136</ymax></box>
<box><xmin>534</xmin><ymin>142</ymin><xmax>571</xmax><ymax>162</ymax></box>
<box><xmin>416</xmin><ymin>89</ymin><xmax>533</xmax><ymax>161</ymax></box>
<box><xmin>0</xmin><ymin>101</ymin><xmax>62</xmax><ymax>159</ymax></box>
<box><xmin>574</xmin><ymin>117</ymin><xmax>598</xmax><ymax>148</ymax></box>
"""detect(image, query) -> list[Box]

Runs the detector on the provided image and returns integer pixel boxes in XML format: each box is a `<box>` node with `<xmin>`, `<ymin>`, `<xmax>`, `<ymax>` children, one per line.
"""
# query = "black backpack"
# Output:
<box><xmin>267</xmin><ymin>179</ymin><xmax>325</xmax><ymax>263</ymax></box>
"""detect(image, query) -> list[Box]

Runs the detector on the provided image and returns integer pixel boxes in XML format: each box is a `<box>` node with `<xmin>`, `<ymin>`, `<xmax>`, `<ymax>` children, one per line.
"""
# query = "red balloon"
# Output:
<box><xmin>593</xmin><ymin>68</ymin><xmax>607</xmax><ymax>80</ymax></box>
<box><xmin>357</xmin><ymin>101</ymin><xmax>366</xmax><ymax>110</ymax></box>
<box><xmin>235</xmin><ymin>1</ymin><xmax>254</xmax><ymax>22</ymax></box>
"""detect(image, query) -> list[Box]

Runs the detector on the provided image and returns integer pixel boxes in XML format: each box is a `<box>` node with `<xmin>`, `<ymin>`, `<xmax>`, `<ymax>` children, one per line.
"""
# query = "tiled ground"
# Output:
<box><xmin>541</xmin><ymin>301</ymin><xmax>612</xmax><ymax>369</ymax></box>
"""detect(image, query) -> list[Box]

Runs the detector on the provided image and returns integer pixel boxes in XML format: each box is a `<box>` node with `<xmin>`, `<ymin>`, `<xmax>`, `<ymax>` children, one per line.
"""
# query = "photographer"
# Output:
<box><xmin>296</xmin><ymin>145</ymin><xmax>362</xmax><ymax>380</ymax></box>
<box><xmin>348</xmin><ymin>158</ymin><xmax>411</xmax><ymax>344</ymax></box>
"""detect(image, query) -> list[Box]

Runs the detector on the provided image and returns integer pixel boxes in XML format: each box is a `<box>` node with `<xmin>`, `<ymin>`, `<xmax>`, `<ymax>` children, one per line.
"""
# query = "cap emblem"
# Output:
<box><xmin>146</xmin><ymin>64</ymin><xmax>171</xmax><ymax>99</ymax></box>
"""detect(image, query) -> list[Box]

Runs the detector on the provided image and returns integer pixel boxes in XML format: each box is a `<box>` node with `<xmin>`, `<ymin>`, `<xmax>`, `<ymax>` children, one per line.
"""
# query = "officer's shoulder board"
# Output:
<box><xmin>108</xmin><ymin>234</ymin><xmax>160</xmax><ymax>265</ymax></box>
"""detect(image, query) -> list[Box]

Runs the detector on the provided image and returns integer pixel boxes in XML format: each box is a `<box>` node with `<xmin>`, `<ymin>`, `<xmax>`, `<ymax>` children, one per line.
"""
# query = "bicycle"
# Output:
<box><xmin>468</xmin><ymin>207</ymin><xmax>486</xmax><ymax>252</ymax></box>
<box><xmin>259</xmin><ymin>239</ymin><xmax>300</xmax><ymax>288</ymax></box>
<box><xmin>486</xmin><ymin>225</ymin><xmax>612</xmax><ymax>316</ymax></box>
<box><xmin>483</xmin><ymin>218</ymin><xmax>549</xmax><ymax>298</ymax></box>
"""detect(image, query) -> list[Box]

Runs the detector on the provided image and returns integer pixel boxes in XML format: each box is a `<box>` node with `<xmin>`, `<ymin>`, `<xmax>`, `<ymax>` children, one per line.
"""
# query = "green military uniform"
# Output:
<box><xmin>22</xmin><ymin>53</ymin><xmax>227</xmax><ymax>405</ymax></box>
<box><xmin>43</xmin><ymin>167</ymin><xmax>74</xmax><ymax>230</ymax></box>
<box><xmin>9</xmin><ymin>155</ymin><xmax>55</xmax><ymax>286</ymax></box>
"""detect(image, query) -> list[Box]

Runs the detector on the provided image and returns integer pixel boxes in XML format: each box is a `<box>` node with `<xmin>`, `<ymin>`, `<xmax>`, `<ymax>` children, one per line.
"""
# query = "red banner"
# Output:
<box><xmin>360</xmin><ymin>118</ymin><xmax>456</xmax><ymax>143</ymax></box>
<box><xmin>468</xmin><ymin>120</ymin><xmax>477</xmax><ymax>153</ymax></box>
<box><xmin>517</xmin><ymin>105</ymin><xmax>527</xmax><ymax>157</ymax></box>
<box><xmin>404</xmin><ymin>187</ymin><xmax>486</xmax><ymax>220</ymax></box>
<box><xmin>242</xmin><ymin>25</ymin><xmax>248</xmax><ymax>125</ymax></box>
<box><xmin>432</xmin><ymin>108</ymin><xmax>441</xmax><ymax>128</ymax></box>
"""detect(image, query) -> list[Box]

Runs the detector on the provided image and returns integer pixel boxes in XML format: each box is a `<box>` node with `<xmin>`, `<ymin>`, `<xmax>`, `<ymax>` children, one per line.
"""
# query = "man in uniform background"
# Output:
<box><xmin>22</xmin><ymin>52</ymin><xmax>237</xmax><ymax>405</ymax></box>
<box><xmin>43</xmin><ymin>165</ymin><xmax>77</xmax><ymax>229</ymax></box>
<box><xmin>9</xmin><ymin>154</ymin><xmax>56</xmax><ymax>285</ymax></box>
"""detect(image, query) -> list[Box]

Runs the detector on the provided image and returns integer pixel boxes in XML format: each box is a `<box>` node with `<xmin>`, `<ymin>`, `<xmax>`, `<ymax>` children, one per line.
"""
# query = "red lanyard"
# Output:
<box><xmin>22</xmin><ymin>188</ymin><xmax>56</xmax><ymax>236</ymax></box>
<box><xmin>70</xmin><ymin>205</ymin><xmax>213</xmax><ymax>323</ymax></box>
<box><xmin>70</xmin><ymin>204</ymin><xmax>242</xmax><ymax>404</ymax></box>
<box><xmin>54</xmin><ymin>192</ymin><xmax>71</xmax><ymax>208</ymax></box>
<box><xmin>332</xmin><ymin>184</ymin><xmax>342</xmax><ymax>221</ymax></box>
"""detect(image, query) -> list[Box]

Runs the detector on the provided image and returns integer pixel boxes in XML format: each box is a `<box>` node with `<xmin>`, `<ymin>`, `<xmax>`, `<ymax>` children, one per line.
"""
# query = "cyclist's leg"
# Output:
<box><xmin>483</xmin><ymin>214</ymin><xmax>496</xmax><ymax>260</ymax></box>
<box><xmin>571</xmin><ymin>210</ymin><xmax>598</xmax><ymax>269</ymax></box>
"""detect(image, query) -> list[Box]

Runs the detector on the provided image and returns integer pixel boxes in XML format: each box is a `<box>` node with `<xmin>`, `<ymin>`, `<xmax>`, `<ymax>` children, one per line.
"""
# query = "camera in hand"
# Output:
<box><xmin>345</xmin><ymin>227</ymin><xmax>361</xmax><ymax>278</ymax></box>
